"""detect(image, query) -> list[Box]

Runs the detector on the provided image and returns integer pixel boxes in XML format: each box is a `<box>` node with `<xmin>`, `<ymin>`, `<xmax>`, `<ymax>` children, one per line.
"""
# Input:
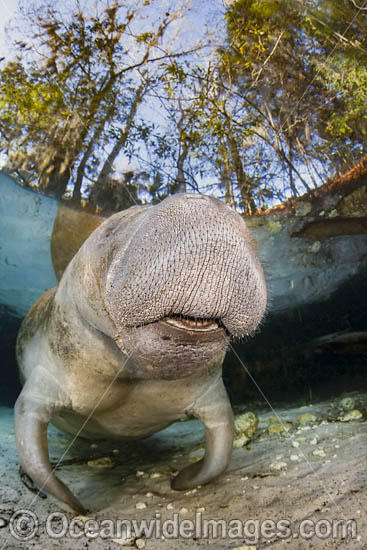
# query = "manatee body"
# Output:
<box><xmin>15</xmin><ymin>193</ymin><xmax>267</xmax><ymax>513</ymax></box>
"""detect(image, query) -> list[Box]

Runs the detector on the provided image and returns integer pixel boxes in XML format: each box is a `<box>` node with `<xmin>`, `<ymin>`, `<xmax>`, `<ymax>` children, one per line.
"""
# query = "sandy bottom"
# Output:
<box><xmin>0</xmin><ymin>392</ymin><xmax>366</xmax><ymax>549</ymax></box>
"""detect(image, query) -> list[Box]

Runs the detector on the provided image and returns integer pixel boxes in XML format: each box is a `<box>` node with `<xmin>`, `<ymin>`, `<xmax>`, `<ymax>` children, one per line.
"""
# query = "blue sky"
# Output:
<box><xmin>0</xmin><ymin>0</ymin><xmax>15</xmax><ymax>58</ymax></box>
<box><xmin>0</xmin><ymin>0</ymin><xmax>226</xmax><ymax>59</ymax></box>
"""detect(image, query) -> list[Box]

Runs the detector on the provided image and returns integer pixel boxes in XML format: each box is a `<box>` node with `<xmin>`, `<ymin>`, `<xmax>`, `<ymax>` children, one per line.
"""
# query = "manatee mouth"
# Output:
<box><xmin>161</xmin><ymin>316</ymin><xmax>222</xmax><ymax>333</ymax></box>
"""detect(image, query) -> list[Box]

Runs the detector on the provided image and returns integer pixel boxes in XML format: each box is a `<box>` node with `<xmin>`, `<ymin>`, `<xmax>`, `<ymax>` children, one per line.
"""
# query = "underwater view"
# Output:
<box><xmin>1</xmin><ymin>167</ymin><xmax>366</xmax><ymax>549</ymax></box>
<box><xmin>1</xmin><ymin>0</ymin><xmax>367</xmax><ymax>548</ymax></box>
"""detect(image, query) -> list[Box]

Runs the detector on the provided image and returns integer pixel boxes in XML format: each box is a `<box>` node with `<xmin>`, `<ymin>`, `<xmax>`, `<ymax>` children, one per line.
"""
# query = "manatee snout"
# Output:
<box><xmin>106</xmin><ymin>193</ymin><xmax>267</xmax><ymax>338</ymax></box>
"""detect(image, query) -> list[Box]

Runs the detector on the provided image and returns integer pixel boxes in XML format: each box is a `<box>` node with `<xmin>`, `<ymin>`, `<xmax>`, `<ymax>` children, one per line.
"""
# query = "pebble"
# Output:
<box><xmin>309</xmin><ymin>438</ymin><xmax>318</xmax><ymax>445</ymax></box>
<box><xmin>136</xmin><ymin>471</ymin><xmax>145</xmax><ymax>477</ymax></box>
<box><xmin>136</xmin><ymin>539</ymin><xmax>146</xmax><ymax>549</ymax></box>
<box><xmin>87</xmin><ymin>456</ymin><xmax>114</xmax><ymax>468</ymax></box>
<box><xmin>290</xmin><ymin>454</ymin><xmax>299</xmax><ymax>462</ymax></box>
<box><xmin>340</xmin><ymin>410</ymin><xmax>363</xmax><ymax>422</ymax></box>
<box><xmin>291</xmin><ymin>441</ymin><xmax>300</xmax><ymax>448</ymax></box>
<box><xmin>145</xmin><ymin>492</ymin><xmax>153</xmax><ymax>498</ymax></box>
<box><xmin>309</xmin><ymin>241</ymin><xmax>321</xmax><ymax>253</ymax></box>
<box><xmin>166</xmin><ymin>503</ymin><xmax>173</xmax><ymax>510</ymax></box>
<box><xmin>313</xmin><ymin>448</ymin><xmax>326</xmax><ymax>458</ymax></box>
<box><xmin>298</xmin><ymin>413</ymin><xmax>317</xmax><ymax>425</ymax></box>
<box><xmin>0</xmin><ymin>518</ymin><xmax>8</xmax><ymax>528</ymax></box>
<box><xmin>269</xmin><ymin>461</ymin><xmax>287</xmax><ymax>471</ymax></box>
<box><xmin>150</xmin><ymin>473</ymin><xmax>162</xmax><ymax>478</ymax></box>
<box><xmin>197</xmin><ymin>507</ymin><xmax>205</xmax><ymax>512</ymax></box>
<box><xmin>136</xmin><ymin>502</ymin><xmax>147</xmax><ymax>510</ymax></box>
<box><xmin>179</xmin><ymin>507</ymin><xmax>188</xmax><ymax>514</ymax></box>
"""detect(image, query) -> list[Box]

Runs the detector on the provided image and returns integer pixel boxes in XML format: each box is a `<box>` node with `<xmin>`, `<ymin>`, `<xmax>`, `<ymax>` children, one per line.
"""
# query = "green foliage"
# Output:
<box><xmin>317</xmin><ymin>56</ymin><xmax>367</xmax><ymax>140</ymax></box>
<box><xmin>214</xmin><ymin>0</ymin><xmax>367</xmax><ymax>201</ymax></box>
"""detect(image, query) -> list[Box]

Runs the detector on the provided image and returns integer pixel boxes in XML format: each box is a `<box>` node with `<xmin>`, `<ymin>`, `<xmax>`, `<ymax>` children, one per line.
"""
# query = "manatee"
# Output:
<box><xmin>15</xmin><ymin>193</ymin><xmax>267</xmax><ymax>513</ymax></box>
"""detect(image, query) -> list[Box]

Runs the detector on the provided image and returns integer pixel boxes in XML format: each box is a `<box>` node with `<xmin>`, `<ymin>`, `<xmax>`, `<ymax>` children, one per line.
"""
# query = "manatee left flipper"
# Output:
<box><xmin>171</xmin><ymin>374</ymin><xmax>234</xmax><ymax>490</ymax></box>
<box><xmin>14</xmin><ymin>366</ymin><xmax>87</xmax><ymax>514</ymax></box>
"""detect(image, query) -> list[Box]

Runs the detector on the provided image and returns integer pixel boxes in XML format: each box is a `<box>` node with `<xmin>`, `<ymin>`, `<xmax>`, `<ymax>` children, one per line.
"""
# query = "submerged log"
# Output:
<box><xmin>312</xmin><ymin>331</ymin><xmax>367</xmax><ymax>355</ymax></box>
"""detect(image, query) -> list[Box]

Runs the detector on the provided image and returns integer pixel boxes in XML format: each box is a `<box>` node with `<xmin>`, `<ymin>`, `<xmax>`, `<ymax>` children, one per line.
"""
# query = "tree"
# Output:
<box><xmin>2</xmin><ymin>0</ymin><xmax>367</xmax><ymax>213</ymax></box>
<box><xmin>0</xmin><ymin>0</ymin><xmax>200</xmax><ymax>205</ymax></box>
<box><xmin>306</xmin><ymin>0</ymin><xmax>367</xmax><ymax>168</ymax></box>
<box><xmin>213</xmin><ymin>0</ymin><xmax>367</xmax><ymax>202</ymax></box>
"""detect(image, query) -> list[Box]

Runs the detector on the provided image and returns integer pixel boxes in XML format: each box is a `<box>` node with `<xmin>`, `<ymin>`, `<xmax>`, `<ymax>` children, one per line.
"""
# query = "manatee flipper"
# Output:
<box><xmin>171</xmin><ymin>376</ymin><xmax>234</xmax><ymax>490</ymax></box>
<box><xmin>19</xmin><ymin>466</ymin><xmax>47</xmax><ymax>498</ymax></box>
<box><xmin>14</xmin><ymin>366</ymin><xmax>87</xmax><ymax>514</ymax></box>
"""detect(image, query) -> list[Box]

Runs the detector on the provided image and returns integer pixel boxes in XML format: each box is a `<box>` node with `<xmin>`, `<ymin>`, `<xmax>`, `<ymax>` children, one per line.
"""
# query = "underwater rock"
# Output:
<box><xmin>267</xmin><ymin>417</ymin><xmax>292</xmax><ymax>435</ymax></box>
<box><xmin>312</xmin><ymin>448</ymin><xmax>326</xmax><ymax>458</ymax></box>
<box><xmin>339</xmin><ymin>185</ymin><xmax>367</xmax><ymax>217</ymax></box>
<box><xmin>87</xmin><ymin>456</ymin><xmax>115</xmax><ymax>468</ymax></box>
<box><xmin>339</xmin><ymin>409</ymin><xmax>363</xmax><ymax>422</ymax></box>
<box><xmin>309</xmin><ymin>240</ymin><xmax>321</xmax><ymax>253</ymax></box>
<box><xmin>269</xmin><ymin>460</ymin><xmax>288</xmax><ymax>471</ymax></box>
<box><xmin>340</xmin><ymin>397</ymin><xmax>356</xmax><ymax>411</ymax></box>
<box><xmin>298</xmin><ymin>413</ymin><xmax>317</xmax><ymax>425</ymax></box>
<box><xmin>111</xmin><ymin>534</ymin><xmax>136</xmax><ymax>546</ymax></box>
<box><xmin>233</xmin><ymin>412</ymin><xmax>258</xmax><ymax>448</ymax></box>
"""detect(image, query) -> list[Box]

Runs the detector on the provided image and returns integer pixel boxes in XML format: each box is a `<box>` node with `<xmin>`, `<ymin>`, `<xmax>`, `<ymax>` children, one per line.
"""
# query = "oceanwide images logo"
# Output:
<box><xmin>6</xmin><ymin>509</ymin><xmax>358</xmax><ymax>543</ymax></box>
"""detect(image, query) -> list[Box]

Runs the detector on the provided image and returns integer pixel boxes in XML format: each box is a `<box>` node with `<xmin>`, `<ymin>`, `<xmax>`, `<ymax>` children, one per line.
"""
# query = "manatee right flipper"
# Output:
<box><xmin>19</xmin><ymin>466</ymin><xmax>48</xmax><ymax>499</ymax></box>
<box><xmin>171</xmin><ymin>373</ymin><xmax>234</xmax><ymax>490</ymax></box>
<box><xmin>14</xmin><ymin>366</ymin><xmax>87</xmax><ymax>514</ymax></box>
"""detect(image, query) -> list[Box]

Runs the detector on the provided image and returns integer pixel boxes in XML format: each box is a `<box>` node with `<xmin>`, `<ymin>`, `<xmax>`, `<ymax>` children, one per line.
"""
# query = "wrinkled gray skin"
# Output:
<box><xmin>15</xmin><ymin>193</ymin><xmax>267</xmax><ymax>514</ymax></box>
